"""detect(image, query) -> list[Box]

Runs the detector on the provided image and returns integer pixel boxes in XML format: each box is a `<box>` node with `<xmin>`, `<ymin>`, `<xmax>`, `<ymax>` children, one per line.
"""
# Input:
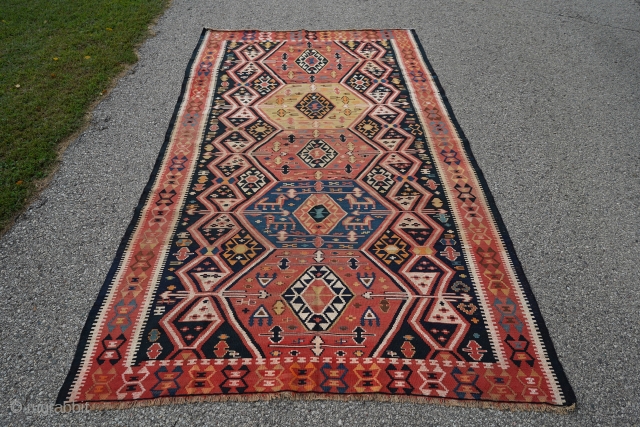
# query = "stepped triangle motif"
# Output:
<box><xmin>58</xmin><ymin>29</ymin><xmax>575</xmax><ymax>412</ymax></box>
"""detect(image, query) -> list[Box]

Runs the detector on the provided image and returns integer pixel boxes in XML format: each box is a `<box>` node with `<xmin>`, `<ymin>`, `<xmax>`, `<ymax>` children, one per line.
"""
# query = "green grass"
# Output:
<box><xmin>0</xmin><ymin>0</ymin><xmax>169</xmax><ymax>231</ymax></box>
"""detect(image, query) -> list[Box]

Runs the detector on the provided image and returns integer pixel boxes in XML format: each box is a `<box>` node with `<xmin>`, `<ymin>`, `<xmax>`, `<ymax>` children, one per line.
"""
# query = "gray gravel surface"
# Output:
<box><xmin>1</xmin><ymin>0</ymin><xmax>639</xmax><ymax>425</ymax></box>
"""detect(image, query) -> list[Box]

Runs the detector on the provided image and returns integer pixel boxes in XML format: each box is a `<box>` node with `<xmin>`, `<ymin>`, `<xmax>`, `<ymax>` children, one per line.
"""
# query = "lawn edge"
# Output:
<box><xmin>0</xmin><ymin>0</ymin><xmax>173</xmax><ymax>238</ymax></box>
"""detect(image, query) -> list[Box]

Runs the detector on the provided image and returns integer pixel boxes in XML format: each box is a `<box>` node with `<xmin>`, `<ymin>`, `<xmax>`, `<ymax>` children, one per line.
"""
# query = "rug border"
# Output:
<box><xmin>408</xmin><ymin>29</ymin><xmax>576</xmax><ymax>409</ymax></box>
<box><xmin>57</xmin><ymin>28</ymin><xmax>576</xmax><ymax>411</ymax></box>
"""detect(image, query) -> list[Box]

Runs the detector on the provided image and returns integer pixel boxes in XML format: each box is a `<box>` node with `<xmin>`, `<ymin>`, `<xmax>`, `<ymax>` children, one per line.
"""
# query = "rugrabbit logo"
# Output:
<box><xmin>9</xmin><ymin>400</ymin><xmax>90</xmax><ymax>415</ymax></box>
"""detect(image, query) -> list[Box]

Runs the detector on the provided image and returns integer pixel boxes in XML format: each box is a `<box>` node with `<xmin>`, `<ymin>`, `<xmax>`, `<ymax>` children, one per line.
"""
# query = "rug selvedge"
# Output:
<box><xmin>58</xmin><ymin>29</ymin><xmax>575</xmax><ymax>411</ymax></box>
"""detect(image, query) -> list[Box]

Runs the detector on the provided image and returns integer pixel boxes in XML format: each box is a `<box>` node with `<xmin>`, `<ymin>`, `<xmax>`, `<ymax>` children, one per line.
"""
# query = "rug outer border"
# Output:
<box><xmin>408</xmin><ymin>29</ymin><xmax>576</xmax><ymax>409</ymax></box>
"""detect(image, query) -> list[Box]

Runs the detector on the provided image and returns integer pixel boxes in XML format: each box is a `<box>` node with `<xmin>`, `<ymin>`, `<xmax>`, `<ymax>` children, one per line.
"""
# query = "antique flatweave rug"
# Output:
<box><xmin>58</xmin><ymin>29</ymin><xmax>575</xmax><ymax>411</ymax></box>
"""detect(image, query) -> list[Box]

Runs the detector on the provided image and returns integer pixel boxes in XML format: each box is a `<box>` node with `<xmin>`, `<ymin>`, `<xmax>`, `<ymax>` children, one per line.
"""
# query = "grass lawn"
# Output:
<box><xmin>0</xmin><ymin>0</ymin><xmax>169</xmax><ymax>232</ymax></box>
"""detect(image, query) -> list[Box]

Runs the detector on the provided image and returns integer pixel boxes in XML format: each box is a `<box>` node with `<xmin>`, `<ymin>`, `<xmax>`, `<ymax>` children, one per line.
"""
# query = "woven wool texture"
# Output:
<box><xmin>58</xmin><ymin>29</ymin><xmax>575</xmax><ymax>411</ymax></box>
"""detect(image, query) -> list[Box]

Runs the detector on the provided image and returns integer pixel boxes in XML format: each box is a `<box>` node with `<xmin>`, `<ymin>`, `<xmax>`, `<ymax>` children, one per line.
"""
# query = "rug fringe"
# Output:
<box><xmin>65</xmin><ymin>392</ymin><xmax>575</xmax><ymax>413</ymax></box>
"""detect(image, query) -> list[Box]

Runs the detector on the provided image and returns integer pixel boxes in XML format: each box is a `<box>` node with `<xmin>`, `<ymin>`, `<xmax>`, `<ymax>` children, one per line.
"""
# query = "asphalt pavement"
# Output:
<box><xmin>1</xmin><ymin>0</ymin><xmax>639</xmax><ymax>425</ymax></box>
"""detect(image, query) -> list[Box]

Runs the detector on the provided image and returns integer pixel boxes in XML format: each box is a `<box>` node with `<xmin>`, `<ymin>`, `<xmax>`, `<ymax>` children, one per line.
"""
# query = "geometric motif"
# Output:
<box><xmin>296</xmin><ymin>139</ymin><xmax>338</xmax><ymax>168</ymax></box>
<box><xmin>295</xmin><ymin>92</ymin><xmax>335</xmax><ymax>119</ymax></box>
<box><xmin>59</xmin><ymin>29</ymin><xmax>575</xmax><ymax>412</ymax></box>
<box><xmin>295</xmin><ymin>49</ymin><xmax>329</xmax><ymax>74</ymax></box>
<box><xmin>221</xmin><ymin>230</ymin><xmax>265</xmax><ymax>269</ymax></box>
<box><xmin>292</xmin><ymin>193</ymin><xmax>347</xmax><ymax>235</ymax></box>
<box><xmin>236</xmin><ymin>167</ymin><xmax>269</xmax><ymax>197</ymax></box>
<box><xmin>365</xmin><ymin>166</ymin><xmax>395</xmax><ymax>195</ymax></box>
<box><xmin>356</xmin><ymin>117</ymin><xmax>381</xmax><ymax>139</ymax></box>
<box><xmin>282</xmin><ymin>265</ymin><xmax>354</xmax><ymax>331</ymax></box>
<box><xmin>369</xmin><ymin>230</ymin><xmax>411</xmax><ymax>268</ymax></box>
<box><xmin>246</xmin><ymin>119</ymin><xmax>276</xmax><ymax>141</ymax></box>
<box><xmin>347</xmin><ymin>73</ymin><xmax>371</xmax><ymax>92</ymax></box>
<box><xmin>252</xmin><ymin>75</ymin><xmax>278</xmax><ymax>96</ymax></box>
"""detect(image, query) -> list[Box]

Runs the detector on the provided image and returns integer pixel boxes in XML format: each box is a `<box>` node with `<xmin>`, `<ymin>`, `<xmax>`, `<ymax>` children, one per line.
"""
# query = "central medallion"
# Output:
<box><xmin>295</xmin><ymin>92</ymin><xmax>335</xmax><ymax>119</ymax></box>
<box><xmin>244</xmin><ymin>180</ymin><xmax>390</xmax><ymax>248</ymax></box>
<box><xmin>283</xmin><ymin>265</ymin><xmax>353</xmax><ymax>331</ymax></box>
<box><xmin>256</xmin><ymin>83</ymin><xmax>370</xmax><ymax>130</ymax></box>
<box><xmin>293</xmin><ymin>194</ymin><xmax>347</xmax><ymax>235</ymax></box>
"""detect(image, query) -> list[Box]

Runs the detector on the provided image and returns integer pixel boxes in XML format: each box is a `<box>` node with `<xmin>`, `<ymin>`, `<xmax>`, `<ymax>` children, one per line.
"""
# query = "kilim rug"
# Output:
<box><xmin>58</xmin><ymin>29</ymin><xmax>575</xmax><ymax>411</ymax></box>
